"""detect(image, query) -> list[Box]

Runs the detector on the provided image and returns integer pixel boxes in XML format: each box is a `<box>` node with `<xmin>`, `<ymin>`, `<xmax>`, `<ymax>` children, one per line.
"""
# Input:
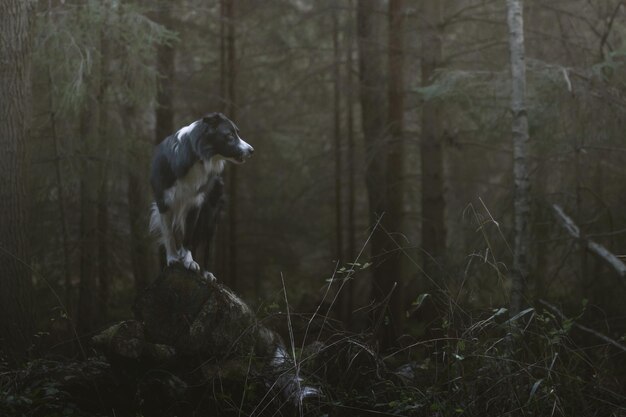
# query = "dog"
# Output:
<box><xmin>149</xmin><ymin>112</ymin><xmax>254</xmax><ymax>279</ymax></box>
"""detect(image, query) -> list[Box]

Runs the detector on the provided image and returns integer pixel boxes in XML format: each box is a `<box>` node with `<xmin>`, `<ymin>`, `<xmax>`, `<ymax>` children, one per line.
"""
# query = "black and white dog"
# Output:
<box><xmin>149</xmin><ymin>112</ymin><xmax>253</xmax><ymax>279</ymax></box>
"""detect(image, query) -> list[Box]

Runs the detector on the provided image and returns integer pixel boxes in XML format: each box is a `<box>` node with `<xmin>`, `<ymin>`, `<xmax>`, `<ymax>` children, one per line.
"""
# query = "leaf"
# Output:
<box><xmin>527</xmin><ymin>378</ymin><xmax>544</xmax><ymax>403</ymax></box>
<box><xmin>562</xmin><ymin>319</ymin><xmax>573</xmax><ymax>333</ymax></box>
<box><xmin>458</xmin><ymin>339</ymin><xmax>466</xmax><ymax>352</ymax></box>
<box><xmin>411</xmin><ymin>293</ymin><xmax>431</xmax><ymax>309</ymax></box>
<box><xmin>415</xmin><ymin>82</ymin><xmax>450</xmax><ymax>101</ymax></box>
<box><xmin>503</xmin><ymin>307</ymin><xmax>534</xmax><ymax>326</ymax></box>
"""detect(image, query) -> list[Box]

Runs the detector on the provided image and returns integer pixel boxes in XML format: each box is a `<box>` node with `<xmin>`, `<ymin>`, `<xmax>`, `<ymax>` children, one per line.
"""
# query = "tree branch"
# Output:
<box><xmin>551</xmin><ymin>204</ymin><xmax>626</xmax><ymax>279</ymax></box>
<box><xmin>538</xmin><ymin>299</ymin><xmax>626</xmax><ymax>353</ymax></box>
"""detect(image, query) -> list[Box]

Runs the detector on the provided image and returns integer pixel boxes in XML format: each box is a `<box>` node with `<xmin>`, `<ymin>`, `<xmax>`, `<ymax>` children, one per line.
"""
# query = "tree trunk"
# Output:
<box><xmin>333</xmin><ymin>10</ymin><xmax>344</xmax><ymax>265</ymax></box>
<box><xmin>340</xmin><ymin>0</ymin><xmax>356</xmax><ymax>328</ymax></box>
<box><xmin>97</xmin><ymin>6</ymin><xmax>111</xmax><ymax>321</ymax></box>
<box><xmin>377</xmin><ymin>0</ymin><xmax>407</xmax><ymax>346</ymax></box>
<box><xmin>154</xmin><ymin>0</ymin><xmax>175</xmax><ymax>145</ymax></box>
<box><xmin>76</xmin><ymin>1</ymin><xmax>98</xmax><ymax>335</ymax></box>
<box><xmin>222</xmin><ymin>0</ymin><xmax>239</xmax><ymax>289</ymax></box>
<box><xmin>420</xmin><ymin>0</ymin><xmax>446</xmax><ymax>276</ymax></box>
<box><xmin>77</xmin><ymin>97</ymin><xmax>99</xmax><ymax>336</ymax></box>
<box><xmin>152</xmin><ymin>0</ymin><xmax>175</xmax><ymax>271</ymax></box>
<box><xmin>357</xmin><ymin>0</ymin><xmax>393</xmax><ymax>344</ymax></box>
<box><xmin>119</xmin><ymin>1</ymin><xmax>156</xmax><ymax>294</ymax></box>
<box><xmin>46</xmin><ymin>67</ymin><xmax>72</xmax><ymax>310</ymax></box>
<box><xmin>0</xmin><ymin>0</ymin><xmax>35</xmax><ymax>363</ymax></box>
<box><xmin>506</xmin><ymin>0</ymin><xmax>531</xmax><ymax>315</ymax></box>
<box><xmin>126</xmin><ymin>105</ymin><xmax>155</xmax><ymax>294</ymax></box>
<box><xmin>214</xmin><ymin>0</ymin><xmax>228</xmax><ymax>284</ymax></box>
<box><xmin>128</xmin><ymin>165</ymin><xmax>154</xmax><ymax>293</ymax></box>
<box><xmin>346</xmin><ymin>0</ymin><xmax>356</xmax><ymax>266</ymax></box>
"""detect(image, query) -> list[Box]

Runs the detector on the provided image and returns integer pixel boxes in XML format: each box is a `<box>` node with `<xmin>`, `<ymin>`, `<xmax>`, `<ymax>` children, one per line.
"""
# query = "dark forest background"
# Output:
<box><xmin>1</xmin><ymin>0</ymin><xmax>626</xmax><ymax>416</ymax></box>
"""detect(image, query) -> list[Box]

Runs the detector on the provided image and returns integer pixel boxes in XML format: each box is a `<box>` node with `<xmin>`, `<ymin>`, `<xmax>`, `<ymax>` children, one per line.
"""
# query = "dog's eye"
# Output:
<box><xmin>227</xmin><ymin>134</ymin><xmax>236</xmax><ymax>141</ymax></box>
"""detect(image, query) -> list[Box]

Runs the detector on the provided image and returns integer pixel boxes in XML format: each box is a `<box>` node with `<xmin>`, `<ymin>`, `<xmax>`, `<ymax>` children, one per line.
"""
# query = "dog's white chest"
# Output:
<box><xmin>163</xmin><ymin>158</ymin><xmax>225</xmax><ymax>211</ymax></box>
<box><xmin>178</xmin><ymin>163</ymin><xmax>208</xmax><ymax>200</ymax></box>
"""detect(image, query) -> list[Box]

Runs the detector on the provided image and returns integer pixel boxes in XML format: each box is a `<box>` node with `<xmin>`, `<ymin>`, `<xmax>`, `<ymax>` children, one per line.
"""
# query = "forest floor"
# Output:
<box><xmin>1</xmin><ymin>266</ymin><xmax>625</xmax><ymax>417</ymax></box>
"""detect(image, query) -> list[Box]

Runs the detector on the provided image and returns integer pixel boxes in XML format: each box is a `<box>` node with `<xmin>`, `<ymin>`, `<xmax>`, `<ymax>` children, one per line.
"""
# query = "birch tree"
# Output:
<box><xmin>506</xmin><ymin>0</ymin><xmax>530</xmax><ymax>315</ymax></box>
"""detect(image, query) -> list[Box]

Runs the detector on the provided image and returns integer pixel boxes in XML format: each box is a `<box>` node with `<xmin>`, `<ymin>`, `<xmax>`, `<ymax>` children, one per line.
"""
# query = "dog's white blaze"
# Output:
<box><xmin>175</xmin><ymin>120</ymin><xmax>199</xmax><ymax>140</ymax></box>
<box><xmin>237</xmin><ymin>136</ymin><xmax>254</xmax><ymax>154</ymax></box>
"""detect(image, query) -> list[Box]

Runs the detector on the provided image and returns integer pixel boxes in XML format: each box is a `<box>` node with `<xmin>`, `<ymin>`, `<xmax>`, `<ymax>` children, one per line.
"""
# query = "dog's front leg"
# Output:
<box><xmin>171</xmin><ymin>216</ymin><xmax>201</xmax><ymax>272</ymax></box>
<box><xmin>159</xmin><ymin>211</ymin><xmax>201</xmax><ymax>272</ymax></box>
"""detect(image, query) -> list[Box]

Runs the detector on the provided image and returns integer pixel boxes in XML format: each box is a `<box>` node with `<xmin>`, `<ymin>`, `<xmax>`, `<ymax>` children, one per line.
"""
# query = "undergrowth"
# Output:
<box><xmin>1</xmin><ymin>212</ymin><xmax>625</xmax><ymax>416</ymax></box>
<box><xmin>264</xmin><ymin>293</ymin><xmax>625</xmax><ymax>416</ymax></box>
<box><xmin>1</xmin><ymin>292</ymin><xmax>624</xmax><ymax>416</ymax></box>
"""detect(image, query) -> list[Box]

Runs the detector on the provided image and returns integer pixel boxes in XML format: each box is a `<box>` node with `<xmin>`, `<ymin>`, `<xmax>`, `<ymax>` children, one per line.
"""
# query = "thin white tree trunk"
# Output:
<box><xmin>507</xmin><ymin>0</ymin><xmax>530</xmax><ymax>315</ymax></box>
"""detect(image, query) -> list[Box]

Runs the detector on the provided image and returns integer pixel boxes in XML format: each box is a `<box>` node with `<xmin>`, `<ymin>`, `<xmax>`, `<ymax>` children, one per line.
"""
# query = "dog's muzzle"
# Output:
<box><xmin>236</xmin><ymin>139</ymin><xmax>254</xmax><ymax>163</ymax></box>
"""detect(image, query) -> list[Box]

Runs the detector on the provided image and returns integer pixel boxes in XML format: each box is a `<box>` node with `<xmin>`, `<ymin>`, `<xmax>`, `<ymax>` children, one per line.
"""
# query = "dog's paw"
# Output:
<box><xmin>184</xmin><ymin>260</ymin><xmax>201</xmax><ymax>272</ymax></box>
<box><xmin>179</xmin><ymin>248</ymin><xmax>200</xmax><ymax>272</ymax></box>
<box><xmin>202</xmin><ymin>271</ymin><xmax>217</xmax><ymax>282</ymax></box>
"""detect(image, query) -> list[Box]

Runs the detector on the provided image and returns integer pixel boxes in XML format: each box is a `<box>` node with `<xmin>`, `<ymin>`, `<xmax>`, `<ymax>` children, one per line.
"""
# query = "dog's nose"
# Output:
<box><xmin>249</xmin><ymin>146</ymin><xmax>254</xmax><ymax>154</ymax></box>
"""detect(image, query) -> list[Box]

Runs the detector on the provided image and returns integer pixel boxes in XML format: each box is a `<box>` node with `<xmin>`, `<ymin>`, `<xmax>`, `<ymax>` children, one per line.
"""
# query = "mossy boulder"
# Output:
<box><xmin>132</xmin><ymin>265</ymin><xmax>261</xmax><ymax>358</ymax></box>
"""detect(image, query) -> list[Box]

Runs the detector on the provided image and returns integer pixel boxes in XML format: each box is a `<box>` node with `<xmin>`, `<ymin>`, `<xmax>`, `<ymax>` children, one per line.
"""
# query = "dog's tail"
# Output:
<box><xmin>149</xmin><ymin>202</ymin><xmax>161</xmax><ymax>236</ymax></box>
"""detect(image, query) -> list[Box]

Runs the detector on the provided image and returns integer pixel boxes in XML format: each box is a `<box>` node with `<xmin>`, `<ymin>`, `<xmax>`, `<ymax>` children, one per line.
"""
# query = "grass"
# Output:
<box><xmin>1</xmin><ymin>209</ymin><xmax>625</xmax><ymax>416</ymax></box>
<box><xmin>1</xmin><ymin>273</ymin><xmax>624</xmax><ymax>416</ymax></box>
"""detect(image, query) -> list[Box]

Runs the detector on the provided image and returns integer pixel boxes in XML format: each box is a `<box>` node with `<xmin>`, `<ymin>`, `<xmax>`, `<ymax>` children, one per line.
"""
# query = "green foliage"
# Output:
<box><xmin>593</xmin><ymin>48</ymin><xmax>626</xmax><ymax>81</ymax></box>
<box><xmin>0</xmin><ymin>358</ymin><xmax>111</xmax><ymax>417</ymax></box>
<box><xmin>35</xmin><ymin>1</ymin><xmax>176</xmax><ymax>112</ymax></box>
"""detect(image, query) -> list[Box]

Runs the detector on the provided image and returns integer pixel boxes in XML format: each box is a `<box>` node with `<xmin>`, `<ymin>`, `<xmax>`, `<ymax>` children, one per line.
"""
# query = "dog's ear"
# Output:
<box><xmin>202</xmin><ymin>113</ymin><xmax>223</xmax><ymax>128</ymax></box>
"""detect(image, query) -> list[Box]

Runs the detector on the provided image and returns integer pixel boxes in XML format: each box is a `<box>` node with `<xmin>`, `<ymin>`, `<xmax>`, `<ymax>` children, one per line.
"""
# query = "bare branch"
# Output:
<box><xmin>599</xmin><ymin>1</ymin><xmax>623</xmax><ymax>57</ymax></box>
<box><xmin>551</xmin><ymin>204</ymin><xmax>626</xmax><ymax>279</ymax></box>
<box><xmin>538</xmin><ymin>299</ymin><xmax>626</xmax><ymax>353</ymax></box>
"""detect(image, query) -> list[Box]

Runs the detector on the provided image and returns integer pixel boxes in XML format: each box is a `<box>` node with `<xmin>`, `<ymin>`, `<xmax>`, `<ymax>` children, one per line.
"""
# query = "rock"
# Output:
<box><xmin>94</xmin><ymin>265</ymin><xmax>323</xmax><ymax>410</ymax></box>
<box><xmin>133</xmin><ymin>265</ymin><xmax>214</xmax><ymax>349</ymax></box>
<box><xmin>92</xmin><ymin>320</ymin><xmax>146</xmax><ymax>359</ymax></box>
<box><xmin>183</xmin><ymin>283</ymin><xmax>258</xmax><ymax>357</ymax></box>
<box><xmin>133</xmin><ymin>265</ymin><xmax>263</xmax><ymax>358</ymax></box>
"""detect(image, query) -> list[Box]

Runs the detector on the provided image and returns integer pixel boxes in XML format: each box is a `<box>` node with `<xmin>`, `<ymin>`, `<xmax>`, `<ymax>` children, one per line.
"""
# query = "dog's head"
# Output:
<box><xmin>192</xmin><ymin>112</ymin><xmax>254</xmax><ymax>164</ymax></box>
